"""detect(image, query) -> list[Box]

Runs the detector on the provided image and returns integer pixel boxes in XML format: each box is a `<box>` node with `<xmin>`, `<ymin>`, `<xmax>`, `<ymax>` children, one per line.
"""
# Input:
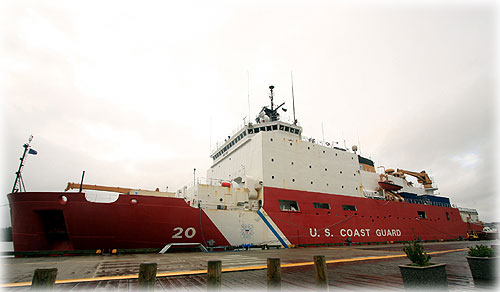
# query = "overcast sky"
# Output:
<box><xmin>1</xmin><ymin>0</ymin><xmax>498</xmax><ymax>226</ymax></box>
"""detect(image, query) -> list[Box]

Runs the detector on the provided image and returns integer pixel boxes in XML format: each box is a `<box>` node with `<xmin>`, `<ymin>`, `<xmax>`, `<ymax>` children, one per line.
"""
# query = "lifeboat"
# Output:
<box><xmin>378</xmin><ymin>181</ymin><xmax>403</xmax><ymax>191</ymax></box>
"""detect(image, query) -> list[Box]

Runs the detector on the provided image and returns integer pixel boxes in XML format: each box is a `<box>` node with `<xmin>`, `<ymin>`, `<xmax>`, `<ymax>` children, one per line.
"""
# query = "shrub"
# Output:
<box><xmin>468</xmin><ymin>245</ymin><xmax>495</xmax><ymax>257</ymax></box>
<box><xmin>403</xmin><ymin>241</ymin><xmax>431</xmax><ymax>266</ymax></box>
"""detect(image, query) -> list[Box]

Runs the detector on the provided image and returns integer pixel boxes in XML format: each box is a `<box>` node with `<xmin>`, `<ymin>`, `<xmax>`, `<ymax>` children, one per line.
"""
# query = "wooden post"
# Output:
<box><xmin>267</xmin><ymin>258</ymin><xmax>281</xmax><ymax>290</ymax></box>
<box><xmin>313</xmin><ymin>255</ymin><xmax>328</xmax><ymax>290</ymax></box>
<box><xmin>31</xmin><ymin>268</ymin><xmax>57</xmax><ymax>290</ymax></box>
<box><xmin>207</xmin><ymin>260</ymin><xmax>222</xmax><ymax>291</ymax></box>
<box><xmin>138</xmin><ymin>262</ymin><xmax>157</xmax><ymax>290</ymax></box>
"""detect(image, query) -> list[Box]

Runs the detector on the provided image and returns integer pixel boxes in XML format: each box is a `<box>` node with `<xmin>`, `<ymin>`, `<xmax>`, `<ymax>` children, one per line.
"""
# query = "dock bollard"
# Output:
<box><xmin>138</xmin><ymin>262</ymin><xmax>157</xmax><ymax>290</ymax></box>
<box><xmin>207</xmin><ymin>260</ymin><xmax>222</xmax><ymax>291</ymax></box>
<box><xmin>267</xmin><ymin>258</ymin><xmax>281</xmax><ymax>290</ymax></box>
<box><xmin>313</xmin><ymin>255</ymin><xmax>328</xmax><ymax>290</ymax></box>
<box><xmin>31</xmin><ymin>268</ymin><xmax>58</xmax><ymax>290</ymax></box>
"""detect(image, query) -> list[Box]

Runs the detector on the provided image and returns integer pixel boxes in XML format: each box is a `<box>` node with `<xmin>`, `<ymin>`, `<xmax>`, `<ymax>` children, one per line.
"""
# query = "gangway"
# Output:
<box><xmin>159</xmin><ymin>243</ymin><xmax>208</xmax><ymax>253</ymax></box>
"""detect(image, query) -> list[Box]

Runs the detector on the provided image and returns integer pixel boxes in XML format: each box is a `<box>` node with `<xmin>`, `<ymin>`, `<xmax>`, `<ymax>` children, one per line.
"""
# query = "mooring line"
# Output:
<box><xmin>0</xmin><ymin>248</ymin><xmax>467</xmax><ymax>288</ymax></box>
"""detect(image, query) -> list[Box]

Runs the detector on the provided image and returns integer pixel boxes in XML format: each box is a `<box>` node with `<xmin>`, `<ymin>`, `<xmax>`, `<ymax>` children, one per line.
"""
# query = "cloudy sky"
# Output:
<box><xmin>1</xmin><ymin>0</ymin><xmax>498</xmax><ymax>226</ymax></box>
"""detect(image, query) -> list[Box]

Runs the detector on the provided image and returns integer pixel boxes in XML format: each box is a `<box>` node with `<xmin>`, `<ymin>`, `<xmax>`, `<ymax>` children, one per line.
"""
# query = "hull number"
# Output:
<box><xmin>172</xmin><ymin>227</ymin><xmax>196</xmax><ymax>239</ymax></box>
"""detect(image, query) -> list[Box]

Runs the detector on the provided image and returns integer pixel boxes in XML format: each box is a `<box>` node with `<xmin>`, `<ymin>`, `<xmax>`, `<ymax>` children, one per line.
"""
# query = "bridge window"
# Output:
<box><xmin>279</xmin><ymin>200</ymin><xmax>300</xmax><ymax>212</ymax></box>
<box><xmin>313</xmin><ymin>202</ymin><xmax>330</xmax><ymax>209</ymax></box>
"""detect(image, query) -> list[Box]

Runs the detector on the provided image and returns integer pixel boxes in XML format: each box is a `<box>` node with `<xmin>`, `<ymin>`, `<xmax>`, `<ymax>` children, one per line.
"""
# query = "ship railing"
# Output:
<box><xmin>300</xmin><ymin>135</ymin><xmax>347</xmax><ymax>150</ymax></box>
<box><xmin>182</xmin><ymin>177</ymin><xmax>232</xmax><ymax>191</ymax></box>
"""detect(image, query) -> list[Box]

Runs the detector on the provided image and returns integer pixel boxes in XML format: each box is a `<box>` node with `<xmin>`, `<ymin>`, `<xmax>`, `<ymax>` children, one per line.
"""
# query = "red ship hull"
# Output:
<box><xmin>8</xmin><ymin>187</ymin><xmax>483</xmax><ymax>253</ymax></box>
<box><xmin>7</xmin><ymin>192</ymin><xmax>229</xmax><ymax>252</ymax></box>
<box><xmin>262</xmin><ymin>187</ymin><xmax>482</xmax><ymax>245</ymax></box>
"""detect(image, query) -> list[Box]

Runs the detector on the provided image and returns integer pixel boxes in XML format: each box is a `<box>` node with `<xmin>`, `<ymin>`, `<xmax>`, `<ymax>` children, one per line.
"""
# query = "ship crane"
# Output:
<box><xmin>65</xmin><ymin>182</ymin><xmax>175</xmax><ymax>197</ymax></box>
<box><xmin>394</xmin><ymin>169</ymin><xmax>434</xmax><ymax>189</ymax></box>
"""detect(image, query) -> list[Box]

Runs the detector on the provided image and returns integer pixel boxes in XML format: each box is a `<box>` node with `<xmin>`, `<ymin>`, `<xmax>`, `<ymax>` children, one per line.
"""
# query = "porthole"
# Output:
<box><xmin>272</xmin><ymin>176</ymin><xmax>275</xmax><ymax>179</ymax></box>
<box><xmin>325</xmin><ymin>168</ymin><xmax>328</xmax><ymax>171</ymax></box>
<box><xmin>130</xmin><ymin>198</ymin><xmax>138</xmax><ymax>204</ymax></box>
<box><xmin>271</xmin><ymin>158</ymin><xmax>274</xmax><ymax>162</ymax></box>
<box><xmin>310</xmin><ymin>181</ymin><xmax>314</xmax><ymax>184</ymax></box>
<box><xmin>290</xmin><ymin>142</ymin><xmax>293</xmax><ymax>146</ymax></box>
<box><xmin>309</xmin><ymin>165</ymin><xmax>312</xmax><ymax>168</ymax></box>
<box><xmin>219</xmin><ymin>198</ymin><xmax>223</xmax><ymax>202</ymax></box>
<box><xmin>291</xmin><ymin>162</ymin><xmax>294</xmax><ymax>165</ymax></box>
<box><xmin>335</xmin><ymin>153</ymin><xmax>338</xmax><ymax>156</ymax></box>
<box><xmin>307</xmin><ymin>146</ymin><xmax>310</xmax><ymax>150</ymax></box>
<box><xmin>270</xmin><ymin>138</ymin><xmax>273</xmax><ymax>142</ymax></box>
<box><xmin>340</xmin><ymin>171</ymin><xmax>343</xmax><ymax>174</ymax></box>
<box><xmin>292</xmin><ymin>178</ymin><xmax>295</xmax><ymax>182</ymax></box>
<box><xmin>326</xmin><ymin>183</ymin><xmax>329</xmax><ymax>187</ymax></box>
<box><xmin>341</xmin><ymin>185</ymin><xmax>344</xmax><ymax>188</ymax></box>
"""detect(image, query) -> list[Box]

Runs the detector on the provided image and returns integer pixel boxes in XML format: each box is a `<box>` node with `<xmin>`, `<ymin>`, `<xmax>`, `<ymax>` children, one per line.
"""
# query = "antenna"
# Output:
<box><xmin>321</xmin><ymin>123</ymin><xmax>325</xmax><ymax>145</ymax></box>
<box><xmin>269</xmin><ymin>85</ymin><xmax>275</xmax><ymax>110</ymax></box>
<box><xmin>247</xmin><ymin>70</ymin><xmax>251</xmax><ymax>122</ymax></box>
<box><xmin>291</xmin><ymin>72</ymin><xmax>297</xmax><ymax>125</ymax></box>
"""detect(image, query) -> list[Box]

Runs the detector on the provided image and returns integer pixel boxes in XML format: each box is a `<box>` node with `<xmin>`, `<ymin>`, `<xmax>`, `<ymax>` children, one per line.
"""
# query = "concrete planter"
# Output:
<box><xmin>466</xmin><ymin>256</ymin><xmax>498</xmax><ymax>280</ymax></box>
<box><xmin>399</xmin><ymin>263</ymin><xmax>448</xmax><ymax>289</ymax></box>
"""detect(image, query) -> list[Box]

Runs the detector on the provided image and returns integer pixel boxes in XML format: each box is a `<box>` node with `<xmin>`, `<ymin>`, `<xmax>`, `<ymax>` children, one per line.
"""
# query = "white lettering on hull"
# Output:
<box><xmin>308</xmin><ymin>228</ymin><xmax>402</xmax><ymax>238</ymax></box>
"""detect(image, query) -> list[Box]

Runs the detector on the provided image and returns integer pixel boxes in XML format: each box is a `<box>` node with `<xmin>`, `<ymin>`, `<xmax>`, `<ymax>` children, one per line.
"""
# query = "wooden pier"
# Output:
<box><xmin>1</xmin><ymin>240</ymin><xmax>497</xmax><ymax>290</ymax></box>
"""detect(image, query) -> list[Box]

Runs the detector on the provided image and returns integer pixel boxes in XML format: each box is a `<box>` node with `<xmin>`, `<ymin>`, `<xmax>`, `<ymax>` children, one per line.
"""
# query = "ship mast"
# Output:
<box><xmin>12</xmin><ymin>135</ymin><xmax>35</xmax><ymax>193</ymax></box>
<box><xmin>269</xmin><ymin>85</ymin><xmax>275</xmax><ymax>110</ymax></box>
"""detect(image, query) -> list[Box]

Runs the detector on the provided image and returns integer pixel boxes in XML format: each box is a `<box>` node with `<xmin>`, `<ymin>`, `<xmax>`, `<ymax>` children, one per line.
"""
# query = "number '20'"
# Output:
<box><xmin>172</xmin><ymin>227</ymin><xmax>196</xmax><ymax>239</ymax></box>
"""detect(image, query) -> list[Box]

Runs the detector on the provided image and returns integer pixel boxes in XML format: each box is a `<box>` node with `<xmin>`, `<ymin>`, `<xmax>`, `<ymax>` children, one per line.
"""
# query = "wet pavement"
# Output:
<box><xmin>1</xmin><ymin>240</ymin><xmax>498</xmax><ymax>290</ymax></box>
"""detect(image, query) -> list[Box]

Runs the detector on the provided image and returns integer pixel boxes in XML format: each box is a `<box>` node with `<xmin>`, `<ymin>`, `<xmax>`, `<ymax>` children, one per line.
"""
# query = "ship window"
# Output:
<box><xmin>273</xmin><ymin>125</ymin><xmax>278</xmax><ymax>130</ymax></box>
<box><xmin>255</xmin><ymin>128</ymin><xmax>260</xmax><ymax>133</ymax></box>
<box><xmin>248</xmin><ymin>129</ymin><xmax>253</xmax><ymax>134</ymax></box>
<box><xmin>279</xmin><ymin>200</ymin><xmax>300</xmax><ymax>212</ymax></box>
<box><xmin>285</xmin><ymin>126</ymin><xmax>289</xmax><ymax>132</ymax></box>
<box><xmin>294</xmin><ymin>129</ymin><xmax>299</xmax><ymax>134</ymax></box>
<box><xmin>342</xmin><ymin>205</ymin><xmax>357</xmax><ymax>211</ymax></box>
<box><xmin>313</xmin><ymin>202</ymin><xmax>330</xmax><ymax>209</ymax></box>
<box><xmin>260</xmin><ymin>127</ymin><xmax>265</xmax><ymax>131</ymax></box>
<box><xmin>418</xmin><ymin>211</ymin><xmax>427</xmax><ymax>219</ymax></box>
<box><xmin>243</xmin><ymin>131</ymin><xmax>247</xmax><ymax>136</ymax></box>
<box><xmin>279</xmin><ymin>125</ymin><xmax>284</xmax><ymax>130</ymax></box>
<box><xmin>446</xmin><ymin>212</ymin><xmax>450</xmax><ymax>220</ymax></box>
<box><xmin>267</xmin><ymin>126</ymin><xmax>272</xmax><ymax>131</ymax></box>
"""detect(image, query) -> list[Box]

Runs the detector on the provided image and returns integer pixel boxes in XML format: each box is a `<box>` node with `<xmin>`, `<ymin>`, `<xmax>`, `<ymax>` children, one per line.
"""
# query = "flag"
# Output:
<box><xmin>28</xmin><ymin>148</ymin><xmax>37</xmax><ymax>155</ymax></box>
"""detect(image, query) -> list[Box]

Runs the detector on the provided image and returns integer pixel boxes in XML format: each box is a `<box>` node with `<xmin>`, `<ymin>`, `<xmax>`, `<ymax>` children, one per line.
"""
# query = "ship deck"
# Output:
<box><xmin>1</xmin><ymin>240</ymin><xmax>498</xmax><ymax>290</ymax></box>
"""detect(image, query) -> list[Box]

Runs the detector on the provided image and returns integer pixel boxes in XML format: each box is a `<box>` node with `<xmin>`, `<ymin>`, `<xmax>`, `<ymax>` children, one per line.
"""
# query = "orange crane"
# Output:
<box><xmin>65</xmin><ymin>182</ymin><xmax>160</xmax><ymax>194</ymax></box>
<box><xmin>395</xmin><ymin>169</ymin><xmax>434</xmax><ymax>189</ymax></box>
